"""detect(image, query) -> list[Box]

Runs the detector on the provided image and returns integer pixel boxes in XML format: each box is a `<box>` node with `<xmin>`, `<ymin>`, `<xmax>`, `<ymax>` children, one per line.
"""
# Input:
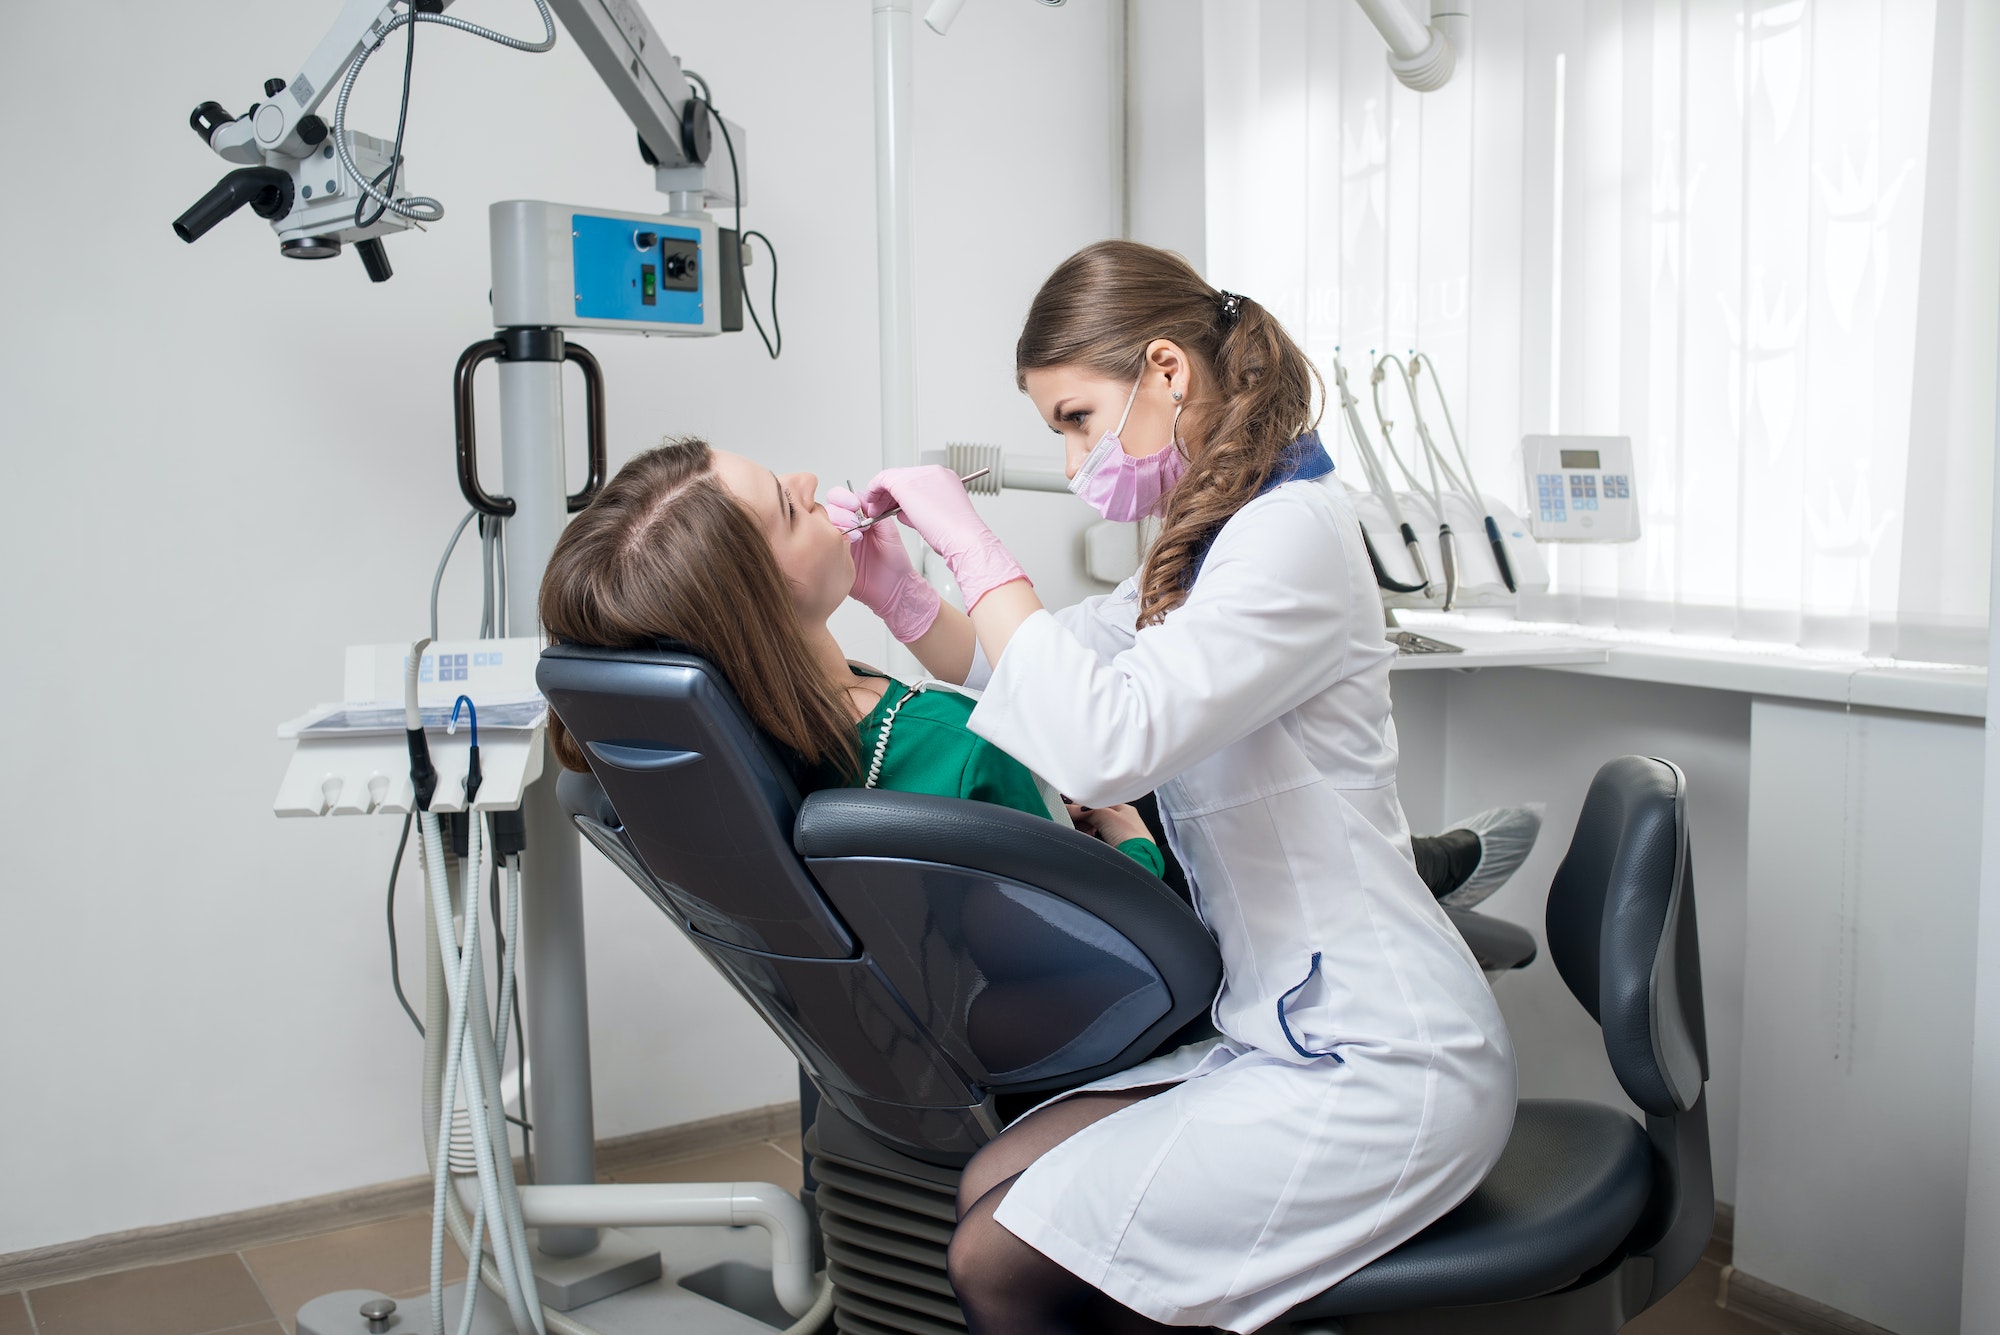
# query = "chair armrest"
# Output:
<box><xmin>796</xmin><ymin>788</ymin><xmax>1220</xmax><ymax>998</ymax></box>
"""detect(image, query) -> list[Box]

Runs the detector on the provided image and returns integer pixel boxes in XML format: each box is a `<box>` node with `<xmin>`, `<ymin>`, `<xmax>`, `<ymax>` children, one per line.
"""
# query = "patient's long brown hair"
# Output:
<box><xmin>538</xmin><ymin>437</ymin><xmax>857</xmax><ymax>776</ymax></box>
<box><xmin>1016</xmin><ymin>241</ymin><xmax>1321</xmax><ymax>626</ymax></box>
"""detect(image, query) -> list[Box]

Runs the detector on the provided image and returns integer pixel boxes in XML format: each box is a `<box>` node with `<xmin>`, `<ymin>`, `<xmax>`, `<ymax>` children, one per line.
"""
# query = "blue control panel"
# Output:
<box><xmin>571</xmin><ymin>214</ymin><xmax>703</xmax><ymax>326</ymax></box>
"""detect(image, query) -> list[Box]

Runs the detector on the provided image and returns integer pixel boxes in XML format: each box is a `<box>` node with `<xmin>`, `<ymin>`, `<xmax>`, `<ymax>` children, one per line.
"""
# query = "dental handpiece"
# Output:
<box><xmin>843</xmin><ymin>468</ymin><xmax>993</xmax><ymax>532</ymax></box>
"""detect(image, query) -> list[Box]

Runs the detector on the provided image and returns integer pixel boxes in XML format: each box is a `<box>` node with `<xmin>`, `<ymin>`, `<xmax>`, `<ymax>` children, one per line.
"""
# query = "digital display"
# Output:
<box><xmin>1560</xmin><ymin>449</ymin><xmax>1601</xmax><ymax>469</ymax></box>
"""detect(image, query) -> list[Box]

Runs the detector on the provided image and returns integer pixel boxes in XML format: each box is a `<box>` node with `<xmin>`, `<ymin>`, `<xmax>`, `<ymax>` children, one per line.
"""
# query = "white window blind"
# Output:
<box><xmin>1202</xmin><ymin>0</ymin><xmax>1997</xmax><ymax>663</ymax></box>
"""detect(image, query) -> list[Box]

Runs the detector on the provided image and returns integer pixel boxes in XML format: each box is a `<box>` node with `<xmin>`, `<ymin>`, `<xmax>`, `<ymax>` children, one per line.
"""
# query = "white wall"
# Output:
<box><xmin>0</xmin><ymin>0</ymin><xmax>1118</xmax><ymax>1255</ymax></box>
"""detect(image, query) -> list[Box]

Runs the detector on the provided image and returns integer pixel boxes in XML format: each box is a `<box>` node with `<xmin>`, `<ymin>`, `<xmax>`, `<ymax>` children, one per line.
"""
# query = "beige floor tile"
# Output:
<box><xmin>1626</xmin><ymin>1260</ymin><xmax>1777</xmax><ymax>1335</ymax></box>
<box><xmin>242</xmin><ymin>1214</ymin><xmax>463</xmax><ymax>1334</ymax></box>
<box><xmin>0</xmin><ymin>1292</ymin><xmax>31</xmax><ymax>1335</ymax></box>
<box><xmin>763</xmin><ymin>1136</ymin><xmax>804</xmax><ymax>1166</ymax></box>
<box><xmin>606</xmin><ymin>1141</ymin><xmax>803</xmax><ymax>1197</ymax></box>
<box><xmin>27</xmin><ymin>1254</ymin><xmax>273</xmax><ymax>1335</ymax></box>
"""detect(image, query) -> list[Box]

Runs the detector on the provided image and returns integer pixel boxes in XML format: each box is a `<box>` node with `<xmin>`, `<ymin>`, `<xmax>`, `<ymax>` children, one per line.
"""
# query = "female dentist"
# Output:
<box><xmin>838</xmin><ymin>241</ymin><xmax>1516</xmax><ymax>1335</ymax></box>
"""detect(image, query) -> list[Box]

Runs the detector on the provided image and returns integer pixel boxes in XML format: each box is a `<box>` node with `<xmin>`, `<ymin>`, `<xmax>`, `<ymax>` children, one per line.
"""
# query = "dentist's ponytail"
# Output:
<box><xmin>1016</xmin><ymin>241</ymin><xmax>1321</xmax><ymax>626</ymax></box>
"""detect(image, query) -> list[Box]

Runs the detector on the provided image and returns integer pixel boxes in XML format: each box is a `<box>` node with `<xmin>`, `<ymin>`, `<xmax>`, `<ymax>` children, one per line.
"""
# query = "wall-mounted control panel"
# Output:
<box><xmin>1522</xmin><ymin>434</ymin><xmax>1640</xmax><ymax>542</ymax></box>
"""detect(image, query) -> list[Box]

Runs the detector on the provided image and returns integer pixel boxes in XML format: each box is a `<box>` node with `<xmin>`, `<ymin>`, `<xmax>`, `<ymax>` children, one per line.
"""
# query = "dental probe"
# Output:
<box><xmin>843</xmin><ymin>468</ymin><xmax>992</xmax><ymax>531</ymax></box>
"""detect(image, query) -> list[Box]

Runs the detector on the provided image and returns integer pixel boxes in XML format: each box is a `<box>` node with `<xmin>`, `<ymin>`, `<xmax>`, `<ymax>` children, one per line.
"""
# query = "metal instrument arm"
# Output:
<box><xmin>546</xmin><ymin>0</ymin><xmax>702</xmax><ymax>169</ymax></box>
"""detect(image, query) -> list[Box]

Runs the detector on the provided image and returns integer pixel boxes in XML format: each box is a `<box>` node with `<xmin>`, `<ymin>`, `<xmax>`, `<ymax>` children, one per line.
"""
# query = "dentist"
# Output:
<box><xmin>840</xmin><ymin>241</ymin><xmax>1516</xmax><ymax>1334</ymax></box>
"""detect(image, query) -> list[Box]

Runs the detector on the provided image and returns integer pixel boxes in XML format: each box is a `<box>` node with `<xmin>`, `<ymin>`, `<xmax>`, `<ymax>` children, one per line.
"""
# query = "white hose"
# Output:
<box><xmin>1404</xmin><ymin>354</ymin><xmax>1483</xmax><ymax>509</ymax></box>
<box><xmin>423</xmin><ymin>817</ymin><xmax>544</xmax><ymax>1335</ymax></box>
<box><xmin>1373</xmin><ymin>352</ymin><xmax>1459</xmax><ymax>606</ymax></box>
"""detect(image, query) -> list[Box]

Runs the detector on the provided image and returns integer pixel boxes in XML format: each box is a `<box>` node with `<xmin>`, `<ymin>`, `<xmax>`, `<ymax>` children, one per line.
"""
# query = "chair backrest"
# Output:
<box><xmin>1546</xmin><ymin>754</ymin><xmax>1708</xmax><ymax>1117</ymax></box>
<box><xmin>536</xmin><ymin>644</ymin><xmax>1222</xmax><ymax>1162</ymax></box>
<box><xmin>539</xmin><ymin>642</ymin><xmax>853</xmax><ymax>958</ymax></box>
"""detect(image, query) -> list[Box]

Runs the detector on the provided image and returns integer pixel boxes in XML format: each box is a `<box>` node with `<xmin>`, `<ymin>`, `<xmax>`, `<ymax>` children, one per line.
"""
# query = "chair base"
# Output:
<box><xmin>1283</xmin><ymin>1255</ymin><xmax>1657</xmax><ymax>1335</ymax></box>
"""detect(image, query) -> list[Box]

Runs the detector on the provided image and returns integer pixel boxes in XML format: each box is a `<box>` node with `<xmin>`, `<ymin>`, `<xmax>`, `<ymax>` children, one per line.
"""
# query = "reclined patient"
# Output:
<box><xmin>538</xmin><ymin>438</ymin><xmax>1535</xmax><ymax>900</ymax></box>
<box><xmin>540</xmin><ymin>437</ymin><xmax>1166</xmax><ymax>872</ymax></box>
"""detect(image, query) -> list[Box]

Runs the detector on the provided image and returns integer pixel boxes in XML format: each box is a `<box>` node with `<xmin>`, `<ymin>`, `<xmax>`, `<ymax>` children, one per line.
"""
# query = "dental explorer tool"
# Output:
<box><xmin>843</xmin><ymin>468</ymin><xmax>993</xmax><ymax>531</ymax></box>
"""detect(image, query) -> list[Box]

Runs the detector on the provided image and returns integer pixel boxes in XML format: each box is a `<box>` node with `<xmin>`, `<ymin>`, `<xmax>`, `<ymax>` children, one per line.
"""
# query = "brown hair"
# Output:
<box><xmin>1016</xmin><ymin>241</ymin><xmax>1321</xmax><ymax>626</ymax></box>
<box><xmin>538</xmin><ymin>437</ymin><xmax>857</xmax><ymax>776</ymax></box>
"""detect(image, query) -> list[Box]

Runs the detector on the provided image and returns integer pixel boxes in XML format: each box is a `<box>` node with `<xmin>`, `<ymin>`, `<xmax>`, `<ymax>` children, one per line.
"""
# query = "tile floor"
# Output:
<box><xmin>3</xmin><ymin>1136</ymin><xmax>1773</xmax><ymax>1335</ymax></box>
<box><xmin>2</xmin><ymin>1139</ymin><xmax>802</xmax><ymax>1335</ymax></box>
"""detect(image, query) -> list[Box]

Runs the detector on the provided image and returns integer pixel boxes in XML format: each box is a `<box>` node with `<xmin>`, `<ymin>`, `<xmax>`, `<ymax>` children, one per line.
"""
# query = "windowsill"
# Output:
<box><xmin>1392</xmin><ymin>611</ymin><xmax>1989</xmax><ymax>720</ymax></box>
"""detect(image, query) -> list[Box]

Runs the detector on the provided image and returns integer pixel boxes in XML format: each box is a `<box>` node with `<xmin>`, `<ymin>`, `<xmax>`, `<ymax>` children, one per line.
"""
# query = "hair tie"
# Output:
<box><xmin>1216</xmin><ymin>290</ymin><xmax>1245</xmax><ymax>329</ymax></box>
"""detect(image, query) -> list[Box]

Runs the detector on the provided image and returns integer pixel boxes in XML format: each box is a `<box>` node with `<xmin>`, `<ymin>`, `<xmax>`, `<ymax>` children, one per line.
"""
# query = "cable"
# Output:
<box><xmin>354</xmin><ymin>0</ymin><xmax>419</xmax><ymax>231</ymax></box>
<box><xmin>690</xmin><ymin>83</ymin><xmax>782</xmax><ymax>359</ymax></box>
<box><xmin>1373</xmin><ymin>352</ymin><xmax>1459</xmax><ymax>608</ymax></box>
<box><xmin>333</xmin><ymin>1</ymin><xmax>558</xmax><ymax>226</ymax></box>
<box><xmin>495</xmin><ymin>519</ymin><xmax>509</xmax><ymax>638</ymax></box>
<box><xmin>1410</xmin><ymin>351</ymin><xmax>1518</xmax><ymax>593</ymax></box>
<box><xmin>386</xmin><ymin>809</ymin><xmax>424</xmax><ymax>1037</ymax></box>
<box><xmin>431</xmin><ymin>509</ymin><xmax>477</xmax><ymax>642</ymax></box>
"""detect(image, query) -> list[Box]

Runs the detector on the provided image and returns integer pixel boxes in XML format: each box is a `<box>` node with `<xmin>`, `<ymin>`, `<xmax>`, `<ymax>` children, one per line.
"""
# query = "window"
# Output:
<box><xmin>1202</xmin><ymin>0</ymin><xmax>1996</xmax><ymax>662</ymax></box>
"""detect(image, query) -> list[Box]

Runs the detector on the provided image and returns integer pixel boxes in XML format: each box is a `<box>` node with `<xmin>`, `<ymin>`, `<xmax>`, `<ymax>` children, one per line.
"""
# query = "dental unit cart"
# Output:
<box><xmin>1523</xmin><ymin>434</ymin><xmax>1641</xmax><ymax>542</ymax></box>
<box><xmin>182</xmin><ymin>3</ymin><xmax>821</xmax><ymax>1334</ymax></box>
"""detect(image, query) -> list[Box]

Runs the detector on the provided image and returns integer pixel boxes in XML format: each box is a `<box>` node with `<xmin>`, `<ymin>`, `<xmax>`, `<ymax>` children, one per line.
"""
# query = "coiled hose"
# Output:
<box><xmin>333</xmin><ymin>1</ymin><xmax>558</xmax><ymax>225</ymax></box>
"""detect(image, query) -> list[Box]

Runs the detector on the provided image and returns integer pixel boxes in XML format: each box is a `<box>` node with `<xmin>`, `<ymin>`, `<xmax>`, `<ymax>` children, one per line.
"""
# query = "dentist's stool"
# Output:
<box><xmin>1279</xmin><ymin>755</ymin><xmax>1712</xmax><ymax>1332</ymax></box>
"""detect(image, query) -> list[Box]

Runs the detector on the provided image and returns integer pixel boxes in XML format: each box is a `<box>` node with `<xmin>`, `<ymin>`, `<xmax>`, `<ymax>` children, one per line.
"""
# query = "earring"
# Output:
<box><xmin>1171</xmin><ymin>390</ymin><xmax>1183</xmax><ymax>401</ymax></box>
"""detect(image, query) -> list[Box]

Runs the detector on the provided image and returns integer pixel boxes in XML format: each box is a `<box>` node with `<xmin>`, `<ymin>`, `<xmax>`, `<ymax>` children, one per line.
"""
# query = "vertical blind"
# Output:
<box><xmin>1202</xmin><ymin>0</ymin><xmax>1996</xmax><ymax>662</ymax></box>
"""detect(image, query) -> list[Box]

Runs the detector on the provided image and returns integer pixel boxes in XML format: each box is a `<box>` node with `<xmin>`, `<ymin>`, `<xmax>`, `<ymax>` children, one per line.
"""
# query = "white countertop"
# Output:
<box><xmin>1389</xmin><ymin>612</ymin><xmax>1988</xmax><ymax>719</ymax></box>
<box><xmin>1387</xmin><ymin>626</ymin><xmax>1610</xmax><ymax>671</ymax></box>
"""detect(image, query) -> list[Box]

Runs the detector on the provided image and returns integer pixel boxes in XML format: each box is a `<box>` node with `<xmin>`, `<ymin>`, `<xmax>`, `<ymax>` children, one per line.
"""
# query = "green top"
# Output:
<box><xmin>849</xmin><ymin>671</ymin><xmax>1165</xmax><ymax>878</ymax></box>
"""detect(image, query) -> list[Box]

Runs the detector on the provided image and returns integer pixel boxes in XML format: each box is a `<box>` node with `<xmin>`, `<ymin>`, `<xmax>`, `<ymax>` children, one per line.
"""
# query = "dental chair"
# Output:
<box><xmin>539</xmin><ymin>643</ymin><xmax>1710</xmax><ymax>1334</ymax></box>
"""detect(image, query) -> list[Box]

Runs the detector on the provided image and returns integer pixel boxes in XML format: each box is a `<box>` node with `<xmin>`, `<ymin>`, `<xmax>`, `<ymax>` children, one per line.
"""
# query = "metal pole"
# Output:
<box><xmin>873</xmin><ymin>0</ymin><xmax>918</xmax><ymax>470</ymax></box>
<box><xmin>496</xmin><ymin>348</ymin><xmax>599</xmax><ymax>1258</ymax></box>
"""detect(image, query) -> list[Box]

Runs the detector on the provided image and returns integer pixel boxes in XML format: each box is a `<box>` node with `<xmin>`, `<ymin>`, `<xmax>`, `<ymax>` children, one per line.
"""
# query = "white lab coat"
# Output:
<box><xmin>963</xmin><ymin>472</ymin><xmax>1517</xmax><ymax>1332</ymax></box>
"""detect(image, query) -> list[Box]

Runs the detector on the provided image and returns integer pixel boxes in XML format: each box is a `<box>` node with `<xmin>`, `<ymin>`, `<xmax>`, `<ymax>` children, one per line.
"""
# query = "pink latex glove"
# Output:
<box><xmin>825</xmin><ymin>486</ymin><xmax>943</xmax><ymax>643</ymax></box>
<box><xmin>854</xmin><ymin>466</ymin><xmax>1030</xmax><ymax>610</ymax></box>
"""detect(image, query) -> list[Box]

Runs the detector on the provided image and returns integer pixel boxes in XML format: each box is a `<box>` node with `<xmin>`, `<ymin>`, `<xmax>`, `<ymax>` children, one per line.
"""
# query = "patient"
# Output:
<box><xmin>540</xmin><ymin>437</ymin><xmax>1540</xmax><ymax>899</ymax></box>
<box><xmin>539</xmin><ymin>437</ymin><xmax>1168</xmax><ymax>872</ymax></box>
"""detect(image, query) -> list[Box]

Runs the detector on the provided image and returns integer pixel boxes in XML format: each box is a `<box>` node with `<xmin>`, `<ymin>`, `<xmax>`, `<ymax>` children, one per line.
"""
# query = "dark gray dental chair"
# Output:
<box><xmin>539</xmin><ymin>644</ymin><xmax>1711</xmax><ymax>1334</ymax></box>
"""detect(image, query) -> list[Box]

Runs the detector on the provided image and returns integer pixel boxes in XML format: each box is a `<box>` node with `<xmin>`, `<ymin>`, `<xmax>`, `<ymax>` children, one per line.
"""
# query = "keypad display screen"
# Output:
<box><xmin>1536</xmin><ymin>471</ymin><xmax>1631</xmax><ymax>522</ymax></box>
<box><xmin>1559</xmin><ymin>449</ymin><xmax>1602</xmax><ymax>469</ymax></box>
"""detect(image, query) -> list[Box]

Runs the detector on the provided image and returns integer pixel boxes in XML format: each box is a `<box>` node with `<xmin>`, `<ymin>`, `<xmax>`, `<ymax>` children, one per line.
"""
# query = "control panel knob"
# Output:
<box><xmin>634</xmin><ymin>230</ymin><xmax>658</xmax><ymax>249</ymax></box>
<box><xmin>264</xmin><ymin>77</ymin><xmax>288</xmax><ymax>97</ymax></box>
<box><xmin>359</xmin><ymin>1296</ymin><xmax>397</xmax><ymax>1333</ymax></box>
<box><xmin>664</xmin><ymin>253</ymin><xmax>694</xmax><ymax>280</ymax></box>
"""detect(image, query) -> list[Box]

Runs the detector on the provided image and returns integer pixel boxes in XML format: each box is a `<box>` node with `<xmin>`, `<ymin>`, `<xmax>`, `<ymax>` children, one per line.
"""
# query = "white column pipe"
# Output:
<box><xmin>1353</xmin><ymin>0</ymin><xmax>1457</xmax><ymax>92</ymax></box>
<box><xmin>515</xmin><ymin>1183</ymin><xmax>817</xmax><ymax>1317</ymax></box>
<box><xmin>873</xmin><ymin>0</ymin><xmax>919</xmax><ymax>470</ymax></box>
<box><xmin>1353</xmin><ymin>0</ymin><xmax>1430</xmax><ymax>59</ymax></box>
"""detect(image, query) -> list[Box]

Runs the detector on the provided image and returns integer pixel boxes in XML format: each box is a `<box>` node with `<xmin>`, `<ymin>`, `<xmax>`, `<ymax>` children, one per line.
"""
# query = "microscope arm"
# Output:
<box><xmin>181</xmin><ymin>0</ymin><xmax>739</xmax><ymax>262</ymax></box>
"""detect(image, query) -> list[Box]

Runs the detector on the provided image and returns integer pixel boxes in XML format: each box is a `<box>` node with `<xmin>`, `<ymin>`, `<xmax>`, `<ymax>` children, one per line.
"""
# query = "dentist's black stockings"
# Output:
<box><xmin>946</xmin><ymin>1086</ymin><xmax>1211</xmax><ymax>1335</ymax></box>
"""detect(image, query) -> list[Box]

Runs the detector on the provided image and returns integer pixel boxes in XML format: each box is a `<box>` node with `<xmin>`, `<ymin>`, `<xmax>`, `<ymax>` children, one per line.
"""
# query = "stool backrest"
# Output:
<box><xmin>1546</xmin><ymin>754</ymin><xmax>1708</xmax><ymax>1117</ymax></box>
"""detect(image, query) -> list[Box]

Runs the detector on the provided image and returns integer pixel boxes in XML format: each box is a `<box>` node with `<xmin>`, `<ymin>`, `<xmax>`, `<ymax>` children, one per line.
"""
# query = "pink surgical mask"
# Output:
<box><xmin>1067</xmin><ymin>370</ymin><xmax>1188</xmax><ymax>522</ymax></box>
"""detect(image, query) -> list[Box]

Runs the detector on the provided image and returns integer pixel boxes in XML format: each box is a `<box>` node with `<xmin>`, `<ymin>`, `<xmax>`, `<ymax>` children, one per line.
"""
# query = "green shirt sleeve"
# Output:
<box><xmin>954</xmin><ymin>736</ymin><xmax>1057</xmax><ymax>822</ymax></box>
<box><xmin>954</xmin><ymin>745</ymin><xmax>1166</xmax><ymax>876</ymax></box>
<box><xmin>1115</xmin><ymin>837</ymin><xmax>1167</xmax><ymax>877</ymax></box>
